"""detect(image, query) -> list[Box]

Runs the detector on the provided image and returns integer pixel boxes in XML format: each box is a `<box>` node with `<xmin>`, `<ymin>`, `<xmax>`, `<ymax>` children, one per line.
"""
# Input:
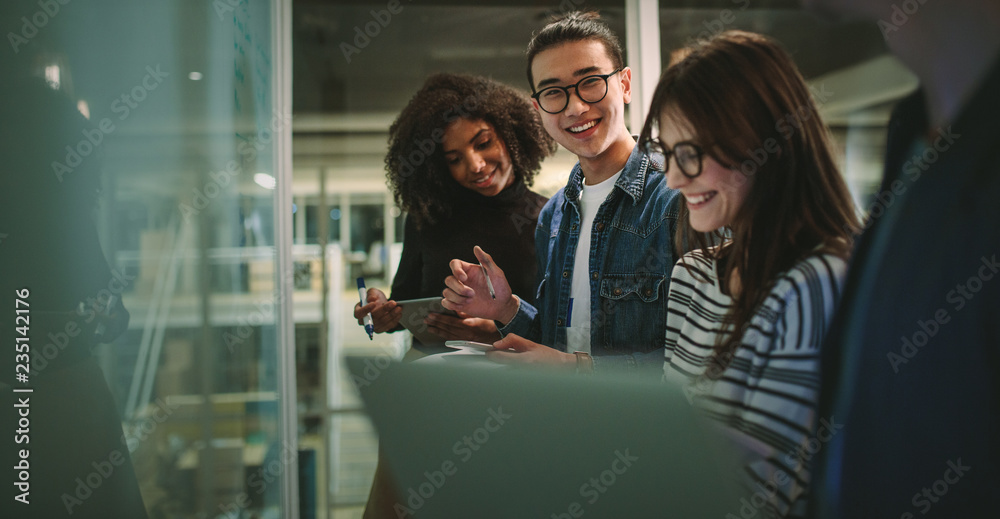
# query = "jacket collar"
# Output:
<box><xmin>563</xmin><ymin>141</ymin><xmax>658</xmax><ymax>206</ymax></box>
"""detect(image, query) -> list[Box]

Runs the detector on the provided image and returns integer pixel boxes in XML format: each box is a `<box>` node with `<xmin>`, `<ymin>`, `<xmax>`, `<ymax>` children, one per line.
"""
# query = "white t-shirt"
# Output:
<box><xmin>566</xmin><ymin>170</ymin><xmax>622</xmax><ymax>354</ymax></box>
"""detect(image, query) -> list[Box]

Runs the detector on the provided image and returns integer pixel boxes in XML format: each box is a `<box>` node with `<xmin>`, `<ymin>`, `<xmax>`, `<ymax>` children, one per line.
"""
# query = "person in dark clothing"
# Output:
<box><xmin>354</xmin><ymin>73</ymin><xmax>555</xmax><ymax>347</ymax></box>
<box><xmin>799</xmin><ymin>1</ymin><xmax>1000</xmax><ymax>517</ymax></box>
<box><xmin>355</xmin><ymin>74</ymin><xmax>555</xmax><ymax>519</ymax></box>
<box><xmin>0</xmin><ymin>60</ymin><xmax>147</xmax><ymax>519</ymax></box>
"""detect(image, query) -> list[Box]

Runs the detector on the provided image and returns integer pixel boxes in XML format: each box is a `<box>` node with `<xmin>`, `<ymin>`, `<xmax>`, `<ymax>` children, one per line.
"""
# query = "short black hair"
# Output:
<box><xmin>525</xmin><ymin>10</ymin><xmax>624</xmax><ymax>91</ymax></box>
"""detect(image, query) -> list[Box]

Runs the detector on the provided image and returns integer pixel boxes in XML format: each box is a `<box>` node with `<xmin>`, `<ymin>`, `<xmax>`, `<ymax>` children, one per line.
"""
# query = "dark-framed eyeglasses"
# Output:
<box><xmin>531</xmin><ymin>68</ymin><xmax>623</xmax><ymax>114</ymax></box>
<box><xmin>642</xmin><ymin>138</ymin><xmax>705</xmax><ymax>178</ymax></box>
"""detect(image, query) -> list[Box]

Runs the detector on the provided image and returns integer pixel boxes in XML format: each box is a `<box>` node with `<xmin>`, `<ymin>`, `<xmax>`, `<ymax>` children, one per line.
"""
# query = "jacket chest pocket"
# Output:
<box><xmin>599</xmin><ymin>274</ymin><xmax>664</xmax><ymax>302</ymax></box>
<box><xmin>596</xmin><ymin>273</ymin><xmax>666</xmax><ymax>353</ymax></box>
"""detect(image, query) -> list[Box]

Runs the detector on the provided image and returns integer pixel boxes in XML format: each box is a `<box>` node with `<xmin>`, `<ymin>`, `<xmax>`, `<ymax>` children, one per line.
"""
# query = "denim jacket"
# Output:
<box><xmin>500</xmin><ymin>143</ymin><xmax>682</xmax><ymax>374</ymax></box>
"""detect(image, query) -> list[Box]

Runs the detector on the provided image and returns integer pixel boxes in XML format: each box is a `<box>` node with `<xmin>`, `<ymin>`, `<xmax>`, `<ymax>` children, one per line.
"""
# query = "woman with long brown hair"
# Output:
<box><xmin>640</xmin><ymin>31</ymin><xmax>860</xmax><ymax>517</ymax></box>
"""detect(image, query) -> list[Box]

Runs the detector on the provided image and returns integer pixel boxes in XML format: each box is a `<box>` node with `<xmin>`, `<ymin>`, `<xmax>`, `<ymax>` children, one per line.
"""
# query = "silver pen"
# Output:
<box><xmin>479</xmin><ymin>262</ymin><xmax>496</xmax><ymax>299</ymax></box>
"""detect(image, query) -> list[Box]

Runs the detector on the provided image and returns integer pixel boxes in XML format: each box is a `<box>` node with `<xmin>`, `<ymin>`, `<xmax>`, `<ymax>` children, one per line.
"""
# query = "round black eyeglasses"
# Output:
<box><xmin>531</xmin><ymin>68</ymin><xmax>623</xmax><ymax>114</ymax></box>
<box><xmin>641</xmin><ymin>138</ymin><xmax>705</xmax><ymax>178</ymax></box>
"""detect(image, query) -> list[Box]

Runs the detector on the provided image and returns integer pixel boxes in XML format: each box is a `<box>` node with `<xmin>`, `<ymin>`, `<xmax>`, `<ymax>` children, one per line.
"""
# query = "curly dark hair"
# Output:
<box><xmin>385</xmin><ymin>73</ymin><xmax>556</xmax><ymax>228</ymax></box>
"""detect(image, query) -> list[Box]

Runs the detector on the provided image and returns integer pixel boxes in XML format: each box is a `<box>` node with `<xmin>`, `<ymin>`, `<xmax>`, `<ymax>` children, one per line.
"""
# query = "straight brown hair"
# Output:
<box><xmin>640</xmin><ymin>31</ymin><xmax>861</xmax><ymax>369</ymax></box>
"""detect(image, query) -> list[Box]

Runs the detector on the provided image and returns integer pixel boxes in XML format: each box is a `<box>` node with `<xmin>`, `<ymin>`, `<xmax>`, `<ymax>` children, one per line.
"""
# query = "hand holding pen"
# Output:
<box><xmin>357</xmin><ymin>278</ymin><xmax>375</xmax><ymax>340</ymax></box>
<box><xmin>479</xmin><ymin>263</ymin><xmax>496</xmax><ymax>300</ymax></box>
<box><xmin>354</xmin><ymin>282</ymin><xmax>403</xmax><ymax>335</ymax></box>
<box><xmin>441</xmin><ymin>246</ymin><xmax>517</xmax><ymax>324</ymax></box>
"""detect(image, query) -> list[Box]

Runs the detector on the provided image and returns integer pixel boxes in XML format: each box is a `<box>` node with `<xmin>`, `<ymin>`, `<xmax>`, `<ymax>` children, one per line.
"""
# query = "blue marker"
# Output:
<box><xmin>357</xmin><ymin>277</ymin><xmax>374</xmax><ymax>340</ymax></box>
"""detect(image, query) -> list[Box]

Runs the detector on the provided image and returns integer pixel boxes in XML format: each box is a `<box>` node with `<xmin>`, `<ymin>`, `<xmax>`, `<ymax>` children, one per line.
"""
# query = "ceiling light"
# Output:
<box><xmin>254</xmin><ymin>173</ymin><xmax>276</xmax><ymax>190</ymax></box>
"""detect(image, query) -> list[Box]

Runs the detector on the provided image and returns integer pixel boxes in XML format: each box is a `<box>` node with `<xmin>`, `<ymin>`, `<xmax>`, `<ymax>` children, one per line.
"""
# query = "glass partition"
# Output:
<box><xmin>1</xmin><ymin>0</ymin><xmax>295</xmax><ymax>517</ymax></box>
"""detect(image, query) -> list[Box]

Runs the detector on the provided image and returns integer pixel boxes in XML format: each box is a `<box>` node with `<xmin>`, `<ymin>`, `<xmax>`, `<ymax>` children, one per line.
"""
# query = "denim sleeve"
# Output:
<box><xmin>498</xmin><ymin>196</ymin><xmax>556</xmax><ymax>343</ymax></box>
<box><xmin>497</xmin><ymin>298</ymin><xmax>540</xmax><ymax>340</ymax></box>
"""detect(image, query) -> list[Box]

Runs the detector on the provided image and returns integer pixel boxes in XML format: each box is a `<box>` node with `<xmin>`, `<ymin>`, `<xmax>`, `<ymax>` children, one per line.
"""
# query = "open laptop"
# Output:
<box><xmin>346</xmin><ymin>356</ymin><xmax>745</xmax><ymax>518</ymax></box>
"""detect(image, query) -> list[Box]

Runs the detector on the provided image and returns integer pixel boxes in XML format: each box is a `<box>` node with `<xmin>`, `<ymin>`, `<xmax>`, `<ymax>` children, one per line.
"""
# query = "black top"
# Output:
<box><xmin>390</xmin><ymin>180</ymin><xmax>547</xmax><ymax>318</ymax></box>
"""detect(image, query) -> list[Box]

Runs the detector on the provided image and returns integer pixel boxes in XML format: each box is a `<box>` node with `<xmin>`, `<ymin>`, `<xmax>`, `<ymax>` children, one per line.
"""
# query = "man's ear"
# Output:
<box><xmin>620</xmin><ymin>66</ymin><xmax>633</xmax><ymax>105</ymax></box>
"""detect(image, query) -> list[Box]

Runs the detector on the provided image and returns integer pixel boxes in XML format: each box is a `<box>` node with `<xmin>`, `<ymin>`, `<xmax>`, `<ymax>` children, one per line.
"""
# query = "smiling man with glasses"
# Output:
<box><xmin>442</xmin><ymin>11</ymin><xmax>682</xmax><ymax>375</ymax></box>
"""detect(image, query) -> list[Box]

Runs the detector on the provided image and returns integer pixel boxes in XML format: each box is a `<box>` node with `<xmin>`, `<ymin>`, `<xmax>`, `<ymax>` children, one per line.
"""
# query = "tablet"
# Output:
<box><xmin>444</xmin><ymin>340</ymin><xmax>495</xmax><ymax>353</ymax></box>
<box><xmin>395</xmin><ymin>297</ymin><xmax>457</xmax><ymax>345</ymax></box>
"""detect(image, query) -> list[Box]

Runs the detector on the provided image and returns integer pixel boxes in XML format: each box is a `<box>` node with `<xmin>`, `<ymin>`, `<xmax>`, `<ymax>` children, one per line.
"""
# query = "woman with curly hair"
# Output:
<box><xmin>354</xmin><ymin>73</ymin><xmax>556</xmax><ymax>347</ymax></box>
<box><xmin>641</xmin><ymin>31</ymin><xmax>860</xmax><ymax>517</ymax></box>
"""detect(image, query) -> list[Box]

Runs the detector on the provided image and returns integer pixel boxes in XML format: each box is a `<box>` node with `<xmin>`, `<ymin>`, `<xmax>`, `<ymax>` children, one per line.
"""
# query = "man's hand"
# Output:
<box><xmin>353</xmin><ymin>288</ymin><xmax>402</xmax><ymax>333</ymax></box>
<box><xmin>485</xmin><ymin>333</ymin><xmax>576</xmax><ymax>371</ymax></box>
<box><xmin>442</xmin><ymin>246</ymin><xmax>519</xmax><ymax>323</ymax></box>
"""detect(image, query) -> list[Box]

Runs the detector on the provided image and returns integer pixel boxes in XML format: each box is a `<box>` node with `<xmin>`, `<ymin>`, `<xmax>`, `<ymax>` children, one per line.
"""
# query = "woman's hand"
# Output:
<box><xmin>442</xmin><ymin>246</ymin><xmax>519</xmax><ymax>323</ymax></box>
<box><xmin>485</xmin><ymin>333</ymin><xmax>576</xmax><ymax>371</ymax></box>
<box><xmin>353</xmin><ymin>288</ymin><xmax>403</xmax><ymax>333</ymax></box>
<box><xmin>424</xmin><ymin>312</ymin><xmax>502</xmax><ymax>343</ymax></box>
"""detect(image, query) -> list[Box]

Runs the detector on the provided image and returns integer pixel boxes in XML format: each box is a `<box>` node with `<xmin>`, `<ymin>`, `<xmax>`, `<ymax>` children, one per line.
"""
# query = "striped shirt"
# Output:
<box><xmin>663</xmin><ymin>250</ymin><xmax>847</xmax><ymax>518</ymax></box>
